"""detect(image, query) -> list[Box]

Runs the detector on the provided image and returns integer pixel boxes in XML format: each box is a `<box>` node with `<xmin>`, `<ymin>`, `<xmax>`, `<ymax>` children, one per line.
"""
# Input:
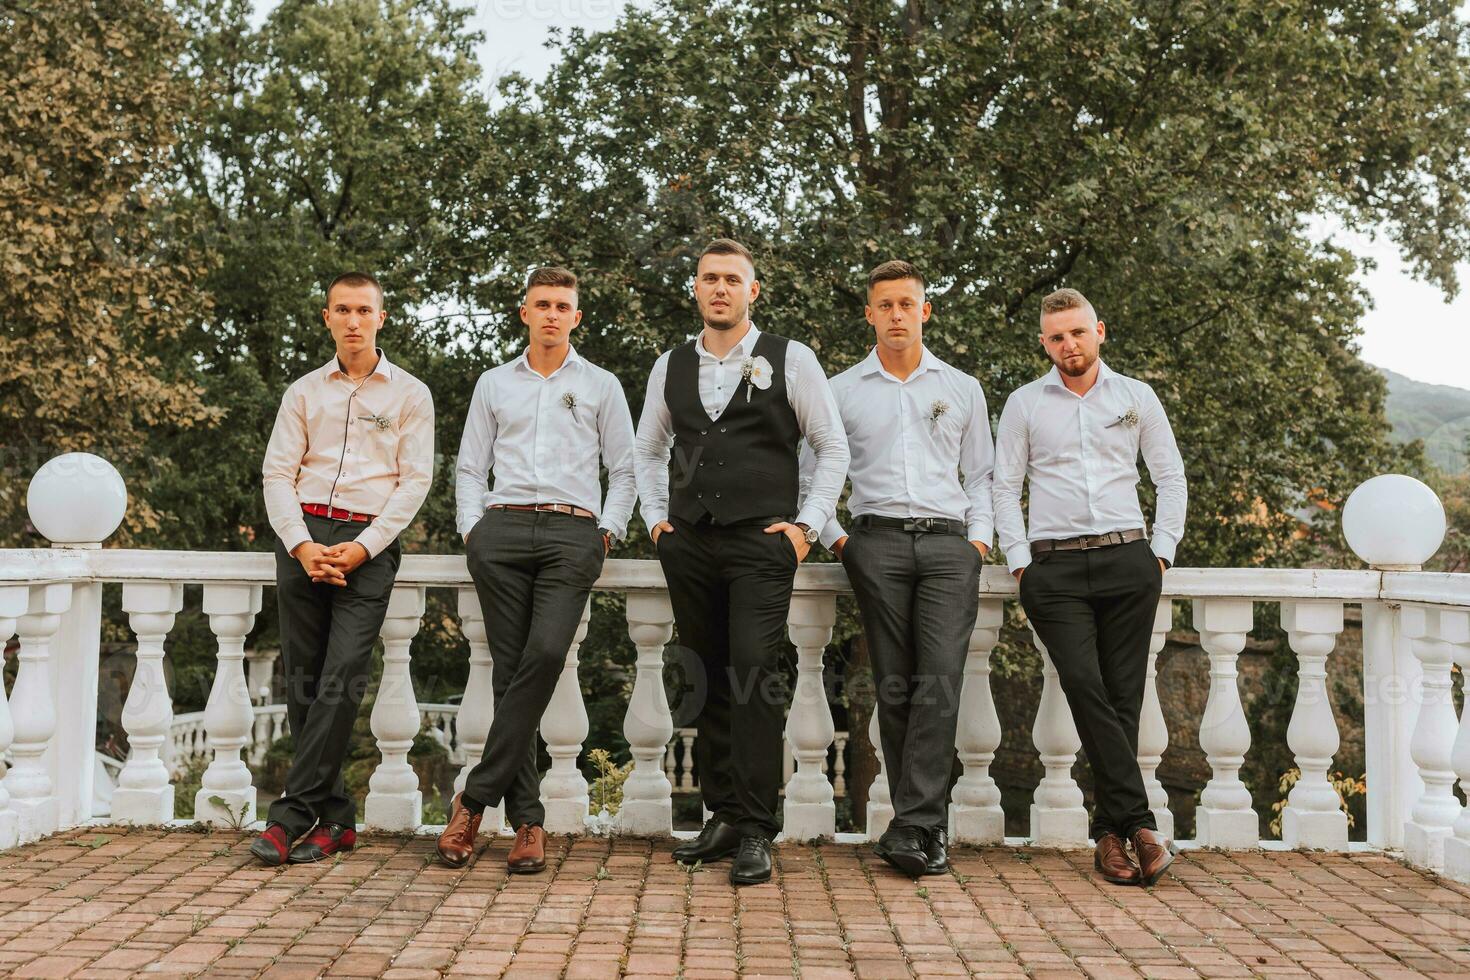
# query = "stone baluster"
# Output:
<box><xmin>454</xmin><ymin>589</ymin><xmax>503</xmax><ymax>832</ymax></box>
<box><xmin>1139</xmin><ymin>598</ymin><xmax>1174</xmax><ymax>838</ymax></box>
<box><xmin>950</xmin><ymin>598</ymin><xmax>1005</xmax><ymax>844</ymax></box>
<box><xmin>618</xmin><ymin>593</ymin><xmax>676</xmax><ymax>835</ymax></box>
<box><xmin>8</xmin><ymin>584</ymin><xmax>73</xmax><ymax>841</ymax></box>
<box><xmin>112</xmin><ymin>584</ymin><xmax>183</xmax><ymax>825</ymax></box>
<box><xmin>540</xmin><ymin>598</ymin><xmax>592</xmax><ymax>833</ymax></box>
<box><xmin>0</xmin><ymin>586</ymin><xmax>29</xmax><ymax>848</ymax></box>
<box><xmin>195</xmin><ymin>585</ymin><xmax>263</xmax><ymax>828</ymax></box>
<box><xmin>244</xmin><ymin>646</ymin><xmax>279</xmax><ymax>705</ymax></box>
<box><xmin>865</xmin><ymin>708</ymin><xmax>894</xmax><ymax>840</ymax></box>
<box><xmin>365</xmin><ymin>586</ymin><xmax>425</xmax><ymax>830</ymax></box>
<box><xmin>1192</xmin><ymin>598</ymin><xmax>1259</xmax><ymax>847</ymax></box>
<box><xmin>782</xmin><ymin>594</ymin><xmax>838</xmax><ymax>841</ymax></box>
<box><xmin>1280</xmin><ymin>600</ymin><xmax>1349</xmax><ymax>849</ymax></box>
<box><xmin>832</xmin><ymin>733</ymin><xmax>849</xmax><ymax>797</ymax></box>
<box><xmin>1028</xmin><ymin>628</ymin><xmax>1088</xmax><ymax>846</ymax></box>
<box><xmin>680</xmin><ymin>731</ymin><xmax>696</xmax><ymax>791</ymax></box>
<box><xmin>1443</xmin><ymin>622</ymin><xmax>1470</xmax><ymax>882</ymax></box>
<box><xmin>1402</xmin><ymin>604</ymin><xmax>1467</xmax><ymax>871</ymax></box>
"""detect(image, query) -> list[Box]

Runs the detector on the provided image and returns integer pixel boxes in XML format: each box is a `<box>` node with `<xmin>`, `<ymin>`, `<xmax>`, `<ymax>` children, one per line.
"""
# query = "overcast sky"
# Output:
<box><xmin>261</xmin><ymin>0</ymin><xmax>1470</xmax><ymax>390</ymax></box>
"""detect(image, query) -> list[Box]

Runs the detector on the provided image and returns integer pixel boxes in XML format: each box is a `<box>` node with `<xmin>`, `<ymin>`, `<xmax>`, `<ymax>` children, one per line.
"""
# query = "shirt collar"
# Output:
<box><xmin>322</xmin><ymin>348</ymin><xmax>393</xmax><ymax>382</ymax></box>
<box><xmin>695</xmin><ymin>322</ymin><xmax>761</xmax><ymax>361</ymax></box>
<box><xmin>515</xmin><ymin>344</ymin><xmax>582</xmax><ymax>377</ymax></box>
<box><xmin>859</xmin><ymin>344</ymin><xmax>941</xmax><ymax>381</ymax></box>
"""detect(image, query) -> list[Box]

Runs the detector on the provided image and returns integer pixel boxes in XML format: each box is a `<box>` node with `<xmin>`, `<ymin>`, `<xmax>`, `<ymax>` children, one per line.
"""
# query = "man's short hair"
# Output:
<box><xmin>699</xmin><ymin>237</ymin><xmax>756</xmax><ymax>272</ymax></box>
<box><xmin>525</xmin><ymin>266</ymin><xmax>578</xmax><ymax>294</ymax></box>
<box><xmin>325</xmin><ymin>271</ymin><xmax>383</xmax><ymax>307</ymax></box>
<box><xmin>1040</xmin><ymin>287</ymin><xmax>1097</xmax><ymax>323</ymax></box>
<box><xmin>867</xmin><ymin>259</ymin><xmax>926</xmax><ymax>292</ymax></box>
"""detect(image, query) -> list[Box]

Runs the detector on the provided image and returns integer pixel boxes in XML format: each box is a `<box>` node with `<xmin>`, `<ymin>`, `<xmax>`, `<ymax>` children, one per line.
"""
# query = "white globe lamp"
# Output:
<box><xmin>1341</xmin><ymin>474</ymin><xmax>1445</xmax><ymax>570</ymax></box>
<box><xmin>26</xmin><ymin>453</ymin><xmax>127</xmax><ymax>546</ymax></box>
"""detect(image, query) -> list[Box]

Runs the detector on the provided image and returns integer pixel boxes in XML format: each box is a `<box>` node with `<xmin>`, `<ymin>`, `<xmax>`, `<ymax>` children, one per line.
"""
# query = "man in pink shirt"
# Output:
<box><xmin>252</xmin><ymin>272</ymin><xmax>435</xmax><ymax>865</ymax></box>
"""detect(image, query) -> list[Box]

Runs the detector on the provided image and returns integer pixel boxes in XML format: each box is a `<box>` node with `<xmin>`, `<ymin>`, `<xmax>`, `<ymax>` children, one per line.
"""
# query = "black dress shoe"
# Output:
<box><xmin>672</xmin><ymin>819</ymin><xmax>742</xmax><ymax>864</ymax></box>
<box><xmin>923</xmin><ymin>827</ymin><xmax>949</xmax><ymax>875</ymax></box>
<box><xmin>874</xmin><ymin>825</ymin><xmax>928</xmax><ymax>877</ymax></box>
<box><xmin>729</xmin><ymin>836</ymin><xmax>772</xmax><ymax>885</ymax></box>
<box><xmin>288</xmin><ymin>823</ymin><xmax>357</xmax><ymax>863</ymax></box>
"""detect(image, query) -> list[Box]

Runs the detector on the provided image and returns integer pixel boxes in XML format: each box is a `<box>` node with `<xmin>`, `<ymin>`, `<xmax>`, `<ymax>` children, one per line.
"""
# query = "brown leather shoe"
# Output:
<box><xmin>435</xmin><ymin>793</ymin><xmax>483</xmax><ymax>868</ymax></box>
<box><xmin>508</xmin><ymin>824</ymin><xmax>546</xmax><ymax>874</ymax></box>
<box><xmin>1131</xmin><ymin>828</ymin><xmax>1174</xmax><ymax>887</ymax></box>
<box><xmin>1094</xmin><ymin>832</ymin><xmax>1141</xmax><ymax>885</ymax></box>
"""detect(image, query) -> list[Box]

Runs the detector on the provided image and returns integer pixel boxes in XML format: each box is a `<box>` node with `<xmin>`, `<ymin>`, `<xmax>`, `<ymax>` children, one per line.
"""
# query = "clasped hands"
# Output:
<box><xmin>290</xmin><ymin>540</ymin><xmax>369</xmax><ymax>586</ymax></box>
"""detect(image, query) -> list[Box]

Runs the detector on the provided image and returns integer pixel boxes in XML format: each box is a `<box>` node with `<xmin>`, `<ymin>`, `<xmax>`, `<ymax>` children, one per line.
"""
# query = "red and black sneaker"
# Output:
<box><xmin>250</xmin><ymin>823</ymin><xmax>293</xmax><ymax>867</ymax></box>
<box><xmin>288</xmin><ymin>823</ymin><xmax>357</xmax><ymax>863</ymax></box>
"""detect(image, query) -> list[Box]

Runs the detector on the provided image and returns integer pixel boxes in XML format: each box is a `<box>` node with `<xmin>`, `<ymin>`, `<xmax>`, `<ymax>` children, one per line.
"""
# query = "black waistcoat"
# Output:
<box><xmin>665</xmin><ymin>332</ymin><xmax>801</xmax><ymax>524</ymax></box>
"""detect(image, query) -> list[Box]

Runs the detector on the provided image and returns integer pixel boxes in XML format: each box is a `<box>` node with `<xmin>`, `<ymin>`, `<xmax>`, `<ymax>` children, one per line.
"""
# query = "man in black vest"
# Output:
<box><xmin>634</xmin><ymin>238</ymin><xmax>849</xmax><ymax>885</ymax></box>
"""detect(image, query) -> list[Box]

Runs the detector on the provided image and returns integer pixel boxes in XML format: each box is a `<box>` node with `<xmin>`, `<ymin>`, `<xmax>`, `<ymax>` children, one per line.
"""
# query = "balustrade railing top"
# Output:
<box><xmin>1</xmin><ymin>456</ymin><xmax>1466</xmax><ymax>886</ymax></box>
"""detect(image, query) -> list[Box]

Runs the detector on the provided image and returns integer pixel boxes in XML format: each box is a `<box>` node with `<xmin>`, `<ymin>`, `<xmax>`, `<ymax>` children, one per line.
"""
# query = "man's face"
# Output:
<box><xmin>693</xmin><ymin>252</ymin><xmax>759</xmax><ymax>330</ymax></box>
<box><xmin>1039</xmin><ymin>306</ymin><xmax>1106</xmax><ymax>377</ymax></box>
<box><xmin>323</xmin><ymin>284</ymin><xmax>385</xmax><ymax>356</ymax></box>
<box><xmin>520</xmin><ymin>285</ymin><xmax>582</xmax><ymax>348</ymax></box>
<box><xmin>865</xmin><ymin>277</ymin><xmax>931</xmax><ymax>354</ymax></box>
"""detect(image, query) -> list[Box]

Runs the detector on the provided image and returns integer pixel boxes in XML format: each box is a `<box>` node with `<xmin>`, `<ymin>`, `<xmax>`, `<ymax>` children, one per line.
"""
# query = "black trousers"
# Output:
<box><xmin>462</xmin><ymin>508</ymin><xmax>606</xmax><ymax>828</ymax></box>
<box><xmin>270</xmin><ymin>512</ymin><xmax>400</xmax><ymax>838</ymax></box>
<box><xmin>841</xmin><ymin>525</ymin><xmax>981</xmax><ymax>831</ymax></box>
<box><xmin>1018</xmin><ymin>537</ymin><xmax>1163</xmax><ymax>839</ymax></box>
<box><xmin>658</xmin><ymin>514</ymin><xmax>799</xmax><ymax>838</ymax></box>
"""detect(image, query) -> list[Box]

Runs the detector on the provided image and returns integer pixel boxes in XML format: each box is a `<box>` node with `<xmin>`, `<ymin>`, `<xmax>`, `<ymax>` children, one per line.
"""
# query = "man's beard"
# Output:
<box><xmin>703</xmin><ymin>302</ymin><xmax>745</xmax><ymax>330</ymax></box>
<box><xmin>1052</xmin><ymin>349</ymin><xmax>1097</xmax><ymax>377</ymax></box>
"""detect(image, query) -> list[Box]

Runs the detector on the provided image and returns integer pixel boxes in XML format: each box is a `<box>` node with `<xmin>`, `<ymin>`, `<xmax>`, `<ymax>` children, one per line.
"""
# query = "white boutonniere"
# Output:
<box><xmin>928</xmin><ymin>399</ymin><xmax>950</xmax><ymax>433</ymax></box>
<box><xmin>1105</xmin><ymin>407</ymin><xmax>1141</xmax><ymax>429</ymax></box>
<box><xmin>356</xmin><ymin>412</ymin><xmax>394</xmax><ymax>431</ymax></box>
<box><xmin>562</xmin><ymin>391</ymin><xmax>579</xmax><ymax>422</ymax></box>
<box><xmin>741</xmin><ymin>355</ymin><xmax>774</xmax><ymax>402</ymax></box>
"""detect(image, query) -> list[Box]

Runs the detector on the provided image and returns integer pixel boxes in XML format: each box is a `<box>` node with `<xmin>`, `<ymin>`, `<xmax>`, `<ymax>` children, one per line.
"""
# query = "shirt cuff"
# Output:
<box><xmin>819</xmin><ymin>519</ymin><xmax>846</xmax><ymax>551</ymax></box>
<box><xmin>1005</xmin><ymin>542</ymin><xmax>1032</xmax><ymax>574</ymax></box>
<box><xmin>641</xmin><ymin>507</ymin><xmax>668</xmax><ymax>537</ymax></box>
<box><xmin>277</xmin><ymin>525</ymin><xmax>311</xmax><ymax>557</ymax></box>
<box><xmin>354</xmin><ymin>525</ymin><xmax>388</xmax><ymax>560</ymax></box>
<box><xmin>794</xmin><ymin>504</ymin><xmax>827</xmax><ymax>534</ymax></box>
<box><xmin>456</xmin><ymin>510</ymin><xmax>483</xmax><ymax>538</ymax></box>
<box><xmin>1150</xmin><ymin>532</ymin><xmax>1179</xmax><ymax>566</ymax></box>
<box><xmin>967</xmin><ymin>522</ymin><xmax>993</xmax><ymax>548</ymax></box>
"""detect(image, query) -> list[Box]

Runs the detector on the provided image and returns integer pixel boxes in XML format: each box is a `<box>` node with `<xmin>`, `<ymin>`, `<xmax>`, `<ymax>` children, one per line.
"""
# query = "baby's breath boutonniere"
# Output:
<box><xmin>356</xmin><ymin>412</ymin><xmax>394</xmax><ymax>431</ymax></box>
<box><xmin>928</xmin><ymin>399</ymin><xmax>950</xmax><ymax>433</ymax></box>
<box><xmin>740</xmin><ymin>355</ymin><xmax>774</xmax><ymax>402</ymax></box>
<box><xmin>1105</xmin><ymin>407</ymin><xmax>1141</xmax><ymax>429</ymax></box>
<box><xmin>562</xmin><ymin>391</ymin><xmax>579</xmax><ymax>422</ymax></box>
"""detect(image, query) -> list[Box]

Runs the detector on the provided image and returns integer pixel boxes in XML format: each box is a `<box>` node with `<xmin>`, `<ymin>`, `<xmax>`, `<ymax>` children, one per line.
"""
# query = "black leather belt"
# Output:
<box><xmin>1032</xmin><ymin>527</ymin><xmax>1146</xmax><ymax>555</ymax></box>
<box><xmin>854</xmin><ymin>515</ymin><xmax>965</xmax><ymax>536</ymax></box>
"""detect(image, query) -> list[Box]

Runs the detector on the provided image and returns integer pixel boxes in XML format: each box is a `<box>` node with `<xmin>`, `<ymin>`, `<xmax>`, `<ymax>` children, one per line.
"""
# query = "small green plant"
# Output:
<box><xmin>591</xmin><ymin>864</ymin><xmax>611</xmax><ymax>881</ymax></box>
<box><xmin>191</xmin><ymin>913</ymin><xmax>206</xmax><ymax>934</ymax></box>
<box><xmin>586</xmin><ymin>748</ymin><xmax>633</xmax><ymax>817</ymax></box>
<box><xmin>206</xmin><ymin>796</ymin><xmax>254</xmax><ymax>832</ymax></box>
<box><xmin>916</xmin><ymin>886</ymin><xmax>928</xmax><ymax>899</ymax></box>
<box><xmin>69</xmin><ymin>835</ymin><xmax>109</xmax><ymax>850</ymax></box>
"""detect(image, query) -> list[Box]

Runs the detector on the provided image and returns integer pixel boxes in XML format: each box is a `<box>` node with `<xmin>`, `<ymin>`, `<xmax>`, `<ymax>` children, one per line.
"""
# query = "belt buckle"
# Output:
<box><xmin>906</xmin><ymin>517</ymin><xmax>938</xmax><ymax>533</ymax></box>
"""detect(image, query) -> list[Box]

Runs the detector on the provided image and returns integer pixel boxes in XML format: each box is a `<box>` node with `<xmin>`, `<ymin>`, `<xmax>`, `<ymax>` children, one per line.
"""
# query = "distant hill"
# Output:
<box><xmin>1379</xmin><ymin>367</ymin><xmax>1470</xmax><ymax>474</ymax></box>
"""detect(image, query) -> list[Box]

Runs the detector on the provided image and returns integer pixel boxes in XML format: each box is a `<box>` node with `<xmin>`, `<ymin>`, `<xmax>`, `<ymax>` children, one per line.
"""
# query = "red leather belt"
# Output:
<box><xmin>490</xmin><ymin>503</ymin><xmax>596</xmax><ymax>520</ymax></box>
<box><xmin>302</xmin><ymin>502</ymin><xmax>375</xmax><ymax>523</ymax></box>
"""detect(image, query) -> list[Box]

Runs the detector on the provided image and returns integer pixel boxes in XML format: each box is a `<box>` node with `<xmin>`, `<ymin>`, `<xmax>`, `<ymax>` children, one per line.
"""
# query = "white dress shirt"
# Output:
<box><xmin>634</xmin><ymin>322</ymin><xmax>849</xmax><ymax>533</ymax></box>
<box><xmin>263</xmin><ymin>350</ymin><xmax>435</xmax><ymax>559</ymax></box>
<box><xmin>455</xmin><ymin>345</ymin><xmax>638</xmax><ymax>540</ymax></box>
<box><xmin>802</xmin><ymin>346</ymin><xmax>994</xmax><ymax>549</ymax></box>
<box><xmin>992</xmin><ymin>359</ymin><xmax>1187</xmax><ymax>572</ymax></box>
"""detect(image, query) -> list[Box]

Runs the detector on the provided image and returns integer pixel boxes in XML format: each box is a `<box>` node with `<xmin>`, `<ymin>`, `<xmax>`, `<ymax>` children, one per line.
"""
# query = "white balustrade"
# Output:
<box><xmin>1028</xmin><ymin>628</ymin><xmax>1088</xmax><ymax>846</ymax></box>
<box><xmin>832</xmin><ymin>732</ymin><xmax>848</xmax><ymax>797</ymax></box>
<box><xmin>365</xmin><ymin>586</ymin><xmax>425</xmax><ymax>831</ymax></box>
<box><xmin>950</xmin><ymin>598</ymin><xmax>1005</xmax><ymax>844</ymax></box>
<box><xmin>619</xmin><ymin>593</ymin><xmax>676</xmax><ymax>835</ymax></box>
<box><xmin>1192</xmin><ymin>598</ymin><xmax>1259</xmax><ymax>847</ymax></box>
<box><xmin>540</xmin><ymin>598</ymin><xmax>592</xmax><ymax>834</ymax></box>
<box><xmin>244</xmin><ymin>646</ymin><xmax>279</xmax><ymax>705</ymax></box>
<box><xmin>865</xmin><ymin>707</ymin><xmax>894</xmax><ymax>840</ymax></box>
<box><xmin>1139</xmin><ymin>598</ymin><xmax>1174</xmax><ymax>838</ymax></box>
<box><xmin>454</xmin><ymin>588</ymin><xmax>503</xmax><ymax>831</ymax></box>
<box><xmin>0</xmin><ymin>585</ymin><xmax>30</xmax><ymax>848</ymax></box>
<box><xmin>8</xmin><ymin>583</ymin><xmax>72</xmax><ymax>841</ymax></box>
<box><xmin>1280</xmin><ymin>600</ymin><xmax>1348</xmax><ymax>849</ymax></box>
<box><xmin>1444</xmin><ymin>626</ymin><xmax>1470</xmax><ymax>881</ymax></box>
<box><xmin>782</xmin><ymin>593</ymin><xmax>838</xmax><ymax>841</ymax></box>
<box><xmin>195</xmin><ymin>584</ymin><xmax>263</xmax><ymax>827</ymax></box>
<box><xmin>1402</xmin><ymin>604</ymin><xmax>1468</xmax><ymax>871</ymax></box>
<box><xmin>112</xmin><ymin>583</ymin><xmax>182</xmax><ymax>825</ymax></box>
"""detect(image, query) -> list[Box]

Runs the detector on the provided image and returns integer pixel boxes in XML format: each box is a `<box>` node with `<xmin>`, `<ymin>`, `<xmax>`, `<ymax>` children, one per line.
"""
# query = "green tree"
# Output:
<box><xmin>0</xmin><ymin>0</ymin><xmax>218</xmax><ymax>544</ymax></box>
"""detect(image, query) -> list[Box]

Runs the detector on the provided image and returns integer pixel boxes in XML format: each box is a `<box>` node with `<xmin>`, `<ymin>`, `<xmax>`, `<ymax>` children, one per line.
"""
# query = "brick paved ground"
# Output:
<box><xmin>0</xmin><ymin>827</ymin><xmax>1466</xmax><ymax>979</ymax></box>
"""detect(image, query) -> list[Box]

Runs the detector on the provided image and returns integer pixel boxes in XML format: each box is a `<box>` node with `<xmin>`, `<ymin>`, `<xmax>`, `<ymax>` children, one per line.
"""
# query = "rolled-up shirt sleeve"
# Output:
<box><xmin>633</xmin><ymin>352</ymin><xmax>674</xmax><ymax>533</ymax></box>
<box><xmin>1139</xmin><ymin>384</ymin><xmax>1187</xmax><ymax>564</ymax></box>
<box><xmin>354</xmin><ymin>386</ymin><xmax>435</xmax><ymax>559</ymax></box>
<box><xmin>991</xmin><ymin>391</ymin><xmax>1032</xmax><ymax>573</ymax></box>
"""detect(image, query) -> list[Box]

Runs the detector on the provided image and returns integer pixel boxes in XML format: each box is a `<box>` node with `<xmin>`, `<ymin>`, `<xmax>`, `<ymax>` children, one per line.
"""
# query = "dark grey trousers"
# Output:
<box><xmin>841</xmin><ymin>525</ymin><xmax>981</xmax><ymax>831</ymax></box>
<box><xmin>1018</xmin><ymin>537</ymin><xmax>1163</xmax><ymax>839</ymax></box>
<box><xmin>462</xmin><ymin>508</ymin><xmax>606</xmax><ymax>828</ymax></box>
<box><xmin>270</xmin><ymin>512</ymin><xmax>400</xmax><ymax>838</ymax></box>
